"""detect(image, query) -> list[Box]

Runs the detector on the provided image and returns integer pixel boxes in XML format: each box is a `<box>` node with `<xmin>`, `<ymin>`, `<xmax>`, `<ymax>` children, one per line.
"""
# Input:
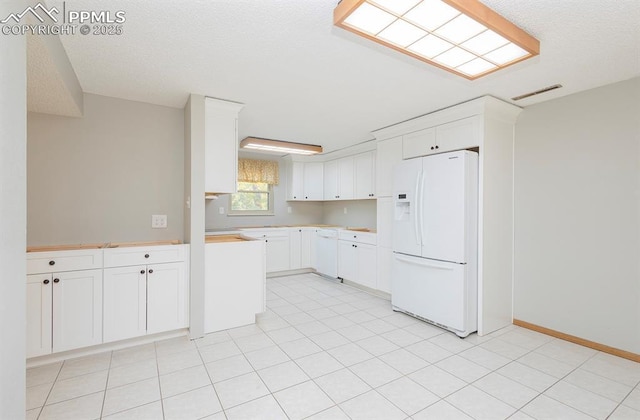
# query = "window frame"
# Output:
<box><xmin>227</xmin><ymin>181</ymin><xmax>275</xmax><ymax>216</ymax></box>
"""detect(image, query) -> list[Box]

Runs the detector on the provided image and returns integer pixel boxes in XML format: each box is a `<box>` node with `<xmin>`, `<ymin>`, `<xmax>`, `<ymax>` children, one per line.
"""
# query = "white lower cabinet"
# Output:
<box><xmin>147</xmin><ymin>262</ymin><xmax>187</xmax><ymax>334</ymax></box>
<box><xmin>103</xmin><ymin>266</ymin><xmax>146</xmax><ymax>343</ymax></box>
<box><xmin>337</xmin><ymin>232</ymin><xmax>377</xmax><ymax>290</ymax></box>
<box><xmin>242</xmin><ymin>229</ymin><xmax>292</xmax><ymax>273</ymax></box>
<box><xmin>376</xmin><ymin>247</ymin><xmax>392</xmax><ymax>294</ymax></box>
<box><xmin>289</xmin><ymin>227</ymin><xmax>317</xmax><ymax>270</ymax></box>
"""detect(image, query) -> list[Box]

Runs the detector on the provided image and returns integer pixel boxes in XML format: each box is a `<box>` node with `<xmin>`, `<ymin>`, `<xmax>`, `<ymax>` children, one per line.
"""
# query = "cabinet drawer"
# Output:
<box><xmin>338</xmin><ymin>230</ymin><xmax>377</xmax><ymax>245</ymax></box>
<box><xmin>104</xmin><ymin>245</ymin><xmax>185</xmax><ymax>268</ymax></box>
<box><xmin>27</xmin><ymin>249</ymin><xmax>103</xmax><ymax>274</ymax></box>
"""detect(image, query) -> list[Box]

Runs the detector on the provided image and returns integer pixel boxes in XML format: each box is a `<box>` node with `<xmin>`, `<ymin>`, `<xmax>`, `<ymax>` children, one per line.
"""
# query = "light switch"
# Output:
<box><xmin>219</xmin><ymin>207</ymin><xmax>225</xmax><ymax>215</ymax></box>
<box><xmin>152</xmin><ymin>214</ymin><xmax>167</xmax><ymax>229</ymax></box>
<box><xmin>287</xmin><ymin>206</ymin><xmax>292</xmax><ymax>214</ymax></box>
<box><xmin>343</xmin><ymin>207</ymin><xmax>348</xmax><ymax>214</ymax></box>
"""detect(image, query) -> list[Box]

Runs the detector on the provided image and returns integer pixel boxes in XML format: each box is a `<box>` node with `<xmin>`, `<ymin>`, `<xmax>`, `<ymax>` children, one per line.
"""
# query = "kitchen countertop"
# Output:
<box><xmin>205</xmin><ymin>234</ymin><xmax>258</xmax><ymax>244</ymax></box>
<box><xmin>26</xmin><ymin>239</ymin><xmax>182</xmax><ymax>252</ymax></box>
<box><xmin>205</xmin><ymin>225</ymin><xmax>376</xmax><ymax>236</ymax></box>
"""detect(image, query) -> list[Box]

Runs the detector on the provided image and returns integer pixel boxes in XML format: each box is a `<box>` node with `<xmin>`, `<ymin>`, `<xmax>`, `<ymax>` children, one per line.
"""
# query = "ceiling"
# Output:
<box><xmin>40</xmin><ymin>0</ymin><xmax>640</xmax><ymax>153</ymax></box>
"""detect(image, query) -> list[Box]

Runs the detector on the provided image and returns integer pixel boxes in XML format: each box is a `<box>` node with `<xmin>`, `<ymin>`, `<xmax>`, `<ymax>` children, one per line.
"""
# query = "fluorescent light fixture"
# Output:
<box><xmin>240</xmin><ymin>137</ymin><xmax>323</xmax><ymax>155</ymax></box>
<box><xmin>334</xmin><ymin>0</ymin><xmax>540</xmax><ymax>79</ymax></box>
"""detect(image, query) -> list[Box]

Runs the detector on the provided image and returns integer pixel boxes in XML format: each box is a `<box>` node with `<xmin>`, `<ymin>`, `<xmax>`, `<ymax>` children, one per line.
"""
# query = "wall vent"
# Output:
<box><xmin>512</xmin><ymin>84</ymin><xmax>563</xmax><ymax>101</ymax></box>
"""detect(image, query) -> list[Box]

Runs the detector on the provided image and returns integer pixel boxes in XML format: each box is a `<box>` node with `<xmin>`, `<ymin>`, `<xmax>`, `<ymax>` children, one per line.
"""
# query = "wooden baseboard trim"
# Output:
<box><xmin>513</xmin><ymin>319</ymin><xmax>640</xmax><ymax>363</ymax></box>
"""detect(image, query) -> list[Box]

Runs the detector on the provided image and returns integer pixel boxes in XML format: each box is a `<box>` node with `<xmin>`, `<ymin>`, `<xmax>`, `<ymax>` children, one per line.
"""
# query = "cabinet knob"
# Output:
<box><xmin>43</xmin><ymin>279</ymin><xmax>50</xmax><ymax>285</ymax></box>
<box><xmin>294</xmin><ymin>196</ymin><xmax>297</xmax><ymax>199</ymax></box>
<box><xmin>435</xmin><ymin>145</ymin><xmax>439</xmax><ymax>149</ymax></box>
<box><xmin>140</xmin><ymin>270</ymin><xmax>145</xmax><ymax>274</ymax></box>
<box><xmin>430</xmin><ymin>146</ymin><xmax>435</xmax><ymax>150</ymax></box>
<box><xmin>355</xmin><ymin>245</ymin><xmax>358</xmax><ymax>248</ymax></box>
<box><xmin>265</xmin><ymin>240</ymin><xmax>268</xmax><ymax>243</ymax></box>
<box><xmin>148</xmin><ymin>269</ymin><xmax>154</xmax><ymax>274</ymax></box>
<box><xmin>144</xmin><ymin>254</ymin><xmax>150</xmax><ymax>259</ymax></box>
<box><xmin>53</xmin><ymin>278</ymin><xmax>60</xmax><ymax>283</ymax></box>
<box><xmin>305</xmin><ymin>196</ymin><xmax>308</xmax><ymax>199</ymax></box>
<box><xmin>49</xmin><ymin>260</ymin><xmax>55</xmax><ymax>266</ymax></box>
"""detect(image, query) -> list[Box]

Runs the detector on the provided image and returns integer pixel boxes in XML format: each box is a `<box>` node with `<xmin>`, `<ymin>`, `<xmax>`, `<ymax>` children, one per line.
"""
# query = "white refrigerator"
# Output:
<box><xmin>391</xmin><ymin>150</ymin><xmax>478</xmax><ymax>337</ymax></box>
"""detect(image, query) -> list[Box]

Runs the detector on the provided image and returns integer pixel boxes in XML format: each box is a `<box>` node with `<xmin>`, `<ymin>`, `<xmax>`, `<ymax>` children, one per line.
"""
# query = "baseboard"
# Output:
<box><xmin>341</xmin><ymin>278</ymin><xmax>391</xmax><ymax>300</ymax></box>
<box><xmin>267</xmin><ymin>268</ymin><xmax>315</xmax><ymax>278</ymax></box>
<box><xmin>513</xmin><ymin>319</ymin><xmax>640</xmax><ymax>363</ymax></box>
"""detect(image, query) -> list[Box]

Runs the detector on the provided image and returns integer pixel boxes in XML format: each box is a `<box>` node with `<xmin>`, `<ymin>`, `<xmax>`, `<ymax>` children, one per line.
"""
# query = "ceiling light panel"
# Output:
<box><xmin>334</xmin><ymin>0</ymin><xmax>540</xmax><ymax>79</ymax></box>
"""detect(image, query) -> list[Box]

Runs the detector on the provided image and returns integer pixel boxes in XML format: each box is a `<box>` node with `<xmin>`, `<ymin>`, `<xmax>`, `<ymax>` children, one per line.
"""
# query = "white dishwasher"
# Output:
<box><xmin>315</xmin><ymin>229</ymin><xmax>338</xmax><ymax>278</ymax></box>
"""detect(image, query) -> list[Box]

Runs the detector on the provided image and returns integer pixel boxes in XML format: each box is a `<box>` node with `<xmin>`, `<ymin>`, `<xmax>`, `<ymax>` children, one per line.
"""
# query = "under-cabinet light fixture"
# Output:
<box><xmin>240</xmin><ymin>137</ymin><xmax>323</xmax><ymax>155</ymax></box>
<box><xmin>334</xmin><ymin>0</ymin><xmax>540</xmax><ymax>79</ymax></box>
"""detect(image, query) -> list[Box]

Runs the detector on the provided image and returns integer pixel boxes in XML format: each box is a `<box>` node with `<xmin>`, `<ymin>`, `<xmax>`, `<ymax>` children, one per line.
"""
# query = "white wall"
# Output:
<box><xmin>27</xmin><ymin>94</ymin><xmax>184</xmax><ymax>245</ymax></box>
<box><xmin>0</xmin><ymin>3</ymin><xmax>27</xmax><ymax>415</ymax></box>
<box><xmin>514</xmin><ymin>77</ymin><xmax>640</xmax><ymax>353</ymax></box>
<box><xmin>322</xmin><ymin>200</ymin><xmax>377</xmax><ymax>229</ymax></box>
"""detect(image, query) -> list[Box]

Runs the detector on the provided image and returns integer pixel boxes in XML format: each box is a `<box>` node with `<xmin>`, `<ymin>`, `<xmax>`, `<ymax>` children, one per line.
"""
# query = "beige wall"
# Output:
<box><xmin>514</xmin><ymin>77</ymin><xmax>640</xmax><ymax>353</ymax></box>
<box><xmin>322</xmin><ymin>200</ymin><xmax>377</xmax><ymax>229</ymax></box>
<box><xmin>27</xmin><ymin>93</ymin><xmax>184</xmax><ymax>246</ymax></box>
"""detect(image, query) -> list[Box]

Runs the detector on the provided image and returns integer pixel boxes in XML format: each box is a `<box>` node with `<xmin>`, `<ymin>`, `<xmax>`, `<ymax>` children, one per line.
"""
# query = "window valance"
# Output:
<box><xmin>238</xmin><ymin>159</ymin><xmax>279</xmax><ymax>185</ymax></box>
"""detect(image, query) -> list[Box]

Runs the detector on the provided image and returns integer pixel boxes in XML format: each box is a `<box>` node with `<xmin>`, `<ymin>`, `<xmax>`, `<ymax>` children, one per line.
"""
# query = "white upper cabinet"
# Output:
<box><xmin>436</xmin><ymin>116</ymin><xmax>480</xmax><ymax>152</ymax></box>
<box><xmin>204</xmin><ymin>97</ymin><xmax>244</xmax><ymax>194</ymax></box>
<box><xmin>338</xmin><ymin>157</ymin><xmax>354</xmax><ymax>200</ymax></box>
<box><xmin>354</xmin><ymin>151</ymin><xmax>376</xmax><ymax>199</ymax></box>
<box><xmin>376</xmin><ymin>136</ymin><xmax>403</xmax><ymax>197</ymax></box>
<box><xmin>287</xmin><ymin>161</ymin><xmax>304</xmax><ymax>200</ymax></box>
<box><xmin>287</xmin><ymin>161</ymin><xmax>324</xmax><ymax>201</ymax></box>
<box><xmin>323</xmin><ymin>160</ymin><xmax>339</xmax><ymax>200</ymax></box>
<box><xmin>403</xmin><ymin>127</ymin><xmax>436</xmax><ymax>159</ymax></box>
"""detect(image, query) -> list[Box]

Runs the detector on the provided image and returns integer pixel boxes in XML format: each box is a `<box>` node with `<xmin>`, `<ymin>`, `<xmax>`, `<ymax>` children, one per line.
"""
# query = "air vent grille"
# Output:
<box><xmin>512</xmin><ymin>84</ymin><xmax>563</xmax><ymax>101</ymax></box>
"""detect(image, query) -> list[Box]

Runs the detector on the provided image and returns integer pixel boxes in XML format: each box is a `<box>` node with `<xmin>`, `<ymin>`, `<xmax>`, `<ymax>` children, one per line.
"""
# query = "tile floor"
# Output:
<box><xmin>26</xmin><ymin>273</ymin><xmax>640</xmax><ymax>420</ymax></box>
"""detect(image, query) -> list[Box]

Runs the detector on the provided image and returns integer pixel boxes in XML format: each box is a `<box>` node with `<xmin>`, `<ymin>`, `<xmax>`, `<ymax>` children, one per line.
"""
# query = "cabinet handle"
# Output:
<box><xmin>140</xmin><ymin>270</ymin><xmax>145</xmax><ymax>274</ymax></box>
<box><xmin>354</xmin><ymin>245</ymin><xmax>358</xmax><ymax>248</ymax></box>
<box><xmin>144</xmin><ymin>254</ymin><xmax>150</xmax><ymax>259</ymax></box>
<box><xmin>43</xmin><ymin>279</ymin><xmax>50</xmax><ymax>284</ymax></box>
<box><xmin>49</xmin><ymin>260</ymin><xmax>55</xmax><ymax>266</ymax></box>
<box><xmin>148</xmin><ymin>269</ymin><xmax>154</xmax><ymax>274</ymax></box>
<box><xmin>53</xmin><ymin>278</ymin><xmax>60</xmax><ymax>283</ymax></box>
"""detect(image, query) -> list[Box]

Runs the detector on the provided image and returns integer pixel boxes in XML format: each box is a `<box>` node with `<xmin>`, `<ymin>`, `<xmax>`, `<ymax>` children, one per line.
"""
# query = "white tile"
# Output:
<box><xmin>378</xmin><ymin>348</ymin><xmax>429</xmax><ymax>375</ymax></box>
<box><xmin>266</xmin><ymin>326</ymin><xmax>305</xmax><ymax>344</ymax></box>
<box><xmin>382</xmin><ymin>312</ymin><xmax>419</xmax><ymax>328</ymax></box>
<box><xmin>292</xmin><ymin>320</ymin><xmax>332</xmax><ymax>336</ymax></box>
<box><xmin>623</xmin><ymin>386</ymin><xmax>640</xmax><ymax>410</ymax></box>
<box><xmin>498</xmin><ymin>330</ymin><xmax>551</xmax><ymax>351</ymax></box>
<box><xmin>406</xmin><ymin>340</ymin><xmax>453</xmax><ymax>363</ymax></box>
<box><xmin>429</xmin><ymin>333</ymin><xmax>475</xmax><ymax>354</ymax></box>
<box><xmin>335</xmin><ymin>324</ymin><xmax>376</xmax><ymax>341</ymax></box>
<box><xmin>57</xmin><ymin>352</ymin><xmax>111</xmax><ymax>380</ymax></box>
<box><xmin>110</xmin><ymin>344</ymin><xmax>156</xmax><ymax>368</ymax></box>
<box><xmin>474</xmin><ymin>372</ymin><xmax>538</xmax><ymax>409</ymax></box>
<box><xmin>26</xmin><ymin>383</ymin><xmax>52</xmax><ymax>410</ymax></box>
<box><xmin>163</xmin><ymin>385</ymin><xmax>222</xmax><ymax>420</ymax></box>
<box><xmin>458</xmin><ymin>346</ymin><xmax>511</xmax><ymax>370</ymax></box>
<box><xmin>227</xmin><ymin>324</ymin><xmax>264</xmax><ymax>339</ymax></box>
<box><xmin>356</xmin><ymin>335</ymin><xmax>400</xmax><ymax>356</ymax></box>
<box><xmin>296</xmin><ymin>351</ymin><xmax>344</xmax><ymax>378</ymax></box>
<box><xmin>256</xmin><ymin>315</ymin><xmax>290</xmax><ymax>331</ymax></box>
<box><xmin>309</xmin><ymin>331</ymin><xmax>350</xmax><ymax>350</ymax></box>
<box><xmin>198</xmin><ymin>340</ymin><xmax>241</xmax><ymax>363</ymax></box>
<box><xmin>27</xmin><ymin>362</ymin><xmax>62</xmax><ymax>387</ymax></box>
<box><xmin>330</xmin><ymin>303</ymin><xmax>361</xmax><ymax>315</ymax></box>
<box><xmin>544</xmin><ymin>380</ymin><xmax>618</xmax><ymax>419</ymax></box>
<box><xmin>272</xmin><ymin>303</ymin><xmax>302</xmax><ymax>317</ymax></box>
<box><xmin>282</xmin><ymin>311</ymin><xmax>315</xmax><ymax>325</ymax></box>
<box><xmin>257</xmin><ymin>360</ymin><xmax>309</xmax><ymax>392</ymax></box>
<box><xmin>39</xmin><ymin>391</ymin><xmax>104</xmax><ymax>420</ymax></box>
<box><xmin>534</xmin><ymin>339</ymin><xmax>597</xmax><ymax>367</ymax></box>
<box><xmin>412</xmin><ymin>400</ymin><xmax>473</xmax><ymax>420</ymax></box>
<box><xmin>327</xmin><ymin>343</ymin><xmax>374</xmax><ymax>366</ymax></box>
<box><xmin>480</xmin><ymin>338</ymin><xmax>530</xmax><ymax>360</ymax></box>
<box><xmin>321</xmin><ymin>315</ymin><xmax>356</xmax><ymax>330</ymax></box>
<box><xmin>521</xmin><ymin>395</ymin><xmax>594</xmax><ymax>420</ymax></box>
<box><xmin>377</xmin><ymin>377</ymin><xmax>439</xmax><ymax>416</ymax></box>
<box><xmin>365</xmin><ymin>305</ymin><xmax>395</xmax><ymax>318</ymax></box>
<box><xmin>307</xmin><ymin>307</ymin><xmax>339</xmax><ymax>320</ymax></box>
<box><xmin>195</xmin><ymin>330</ymin><xmax>232</xmax><ymax>347</ymax></box>
<box><xmin>274</xmin><ymin>380</ymin><xmax>334</xmax><ymax>420</ymax></box>
<box><xmin>436</xmin><ymin>355</ymin><xmax>491</xmax><ymax>383</ymax></box>
<box><xmin>214</xmin><ymin>372</ymin><xmax>270</xmax><ymax>409</ymax></box>
<box><xmin>25</xmin><ymin>408</ymin><xmax>40</xmax><ymax>420</ymax></box>
<box><xmin>361</xmin><ymin>319</ymin><xmax>397</xmax><ymax>334</ymax></box>
<box><xmin>47</xmin><ymin>370</ymin><xmax>108</xmax><ymax>404</ymax></box>
<box><xmin>306</xmin><ymin>406</ymin><xmax>351</xmax><ymax>420</ymax></box>
<box><xmin>225</xmin><ymin>395</ymin><xmax>288</xmax><ymax>420</ymax></box>
<box><xmin>314</xmin><ymin>368</ymin><xmax>371</xmax><ymax>403</ymax></box>
<box><xmin>233</xmin><ymin>332</ymin><xmax>276</xmax><ymax>353</ymax></box>
<box><xmin>350</xmin><ymin>358</ymin><xmax>402</xmax><ymax>388</ymax></box>
<box><xmin>278</xmin><ymin>337</ymin><xmax>323</xmax><ymax>359</ymax></box>
<box><xmin>446</xmin><ymin>386</ymin><xmax>516</xmax><ymax>420</ymax></box>
<box><xmin>564</xmin><ymin>368</ymin><xmax>632</xmax><ymax>403</ymax></box>
<box><xmin>339</xmin><ymin>390</ymin><xmax>406</xmax><ymax>420</ymax></box>
<box><xmin>102</xmin><ymin>377</ymin><xmax>160</xmax><ymax>416</ymax></box>
<box><xmin>107</xmin><ymin>359</ymin><xmax>157</xmax><ymax>389</ymax></box>
<box><xmin>506</xmin><ymin>412</ymin><xmax>536</xmax><ymax>420</ymax></box>
<box><xmin>205</xmin><ymin>354</ymin><xmax>254</xmax><ymax>383</ymax></box>
<box><xmin>497</xmin><ymin>361</ymin><xmax>558</xmax><ymax>392</ymax></box>
<box><xmin>581</xmin><ymin>352</ymin><xmax>640</xmax><ymax>387</ymax></box>
<box><xmin>381</xmin><ymin>328</ymin><xmax>422</xmax><ymax>347</ymax></box>
<box><xmin>156</xmin><ymin>348</ymin><xmax>202</xmax><ymax>375</ymax></box>
<box><xmin>409</xmin><ymin>365</ymin><xmax>466</xmax><ymax>398</ymax></box>
<box><xmin>517</xmin><ymin>352</ymin><xmax>575</xmax><ymax>379</ymax></box>
<box><xmin>346</xmin><ymin>310</ymin><xmax>378</xmax><ymax>324</ymax></box>
<box><xmin>102</xmin><ymin>401</ymin><xmax>163</xmax><ymax>420</ymax></box>
<box><xmin>155</xmin><ymin>335</ymin><xmax>196</xmax><ymax>357</ymax></box>
<box><xmin>244</xmin><ymin>345</ymin><xmax>290</xmax><ymax>370</ymax></box>
<box><xmin>159</xmin><ymin>364</ymin><xmax>211</xmax><ymax>398</ymax></box>
<box><xmin>609</xmin><ymin>404</ymin><xmax>640</xmax><ymax>420</ymax></box>
<box><xmin>402</xmin><ymin>322</ymin><xmax>445</xmax><ymax>340</ymax></box>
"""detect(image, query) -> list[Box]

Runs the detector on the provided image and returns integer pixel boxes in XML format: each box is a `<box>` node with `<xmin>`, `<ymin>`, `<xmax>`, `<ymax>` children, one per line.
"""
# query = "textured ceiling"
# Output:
<box><xmin>43</xmin><ymin>0</ymin><xmax>640</xmax><ymax>152</ymax></box>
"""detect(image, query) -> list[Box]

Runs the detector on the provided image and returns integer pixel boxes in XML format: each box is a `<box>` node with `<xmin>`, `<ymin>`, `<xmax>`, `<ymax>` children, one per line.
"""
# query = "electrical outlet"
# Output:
<box><xmin>343</xmin><ymin>207</ymin><xmax>348</xmax><ymax>214</ymax></box>
<box><xmin>219</xmin><ymin>207</ymin><xmax>225</xmax><ymax>215</ymax></box>
<box><xmin>152</xmin><ymin>214</ymin><xmax>167</xmax><ymax>229</ymax></box>
<box><xmin>287</xmin><ymin>206</ymin><xmax>292</xmax><ymax>214</ymax></box>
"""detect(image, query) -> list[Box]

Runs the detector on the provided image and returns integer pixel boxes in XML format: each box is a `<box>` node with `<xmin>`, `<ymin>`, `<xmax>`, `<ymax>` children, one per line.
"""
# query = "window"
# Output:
<box><xmin>228</xmin><ymin>181</ymin><xmax>274</xmax><ymax>216</ymax></box>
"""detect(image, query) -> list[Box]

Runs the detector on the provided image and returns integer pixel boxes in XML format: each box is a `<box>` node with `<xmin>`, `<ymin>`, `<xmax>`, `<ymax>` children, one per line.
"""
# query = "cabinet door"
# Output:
<box><xmin>435</xmin><ymin>116</ymin><xmax>480</xmax><ymax>152</ymax></box>
<box><xmin>376</xmin><ymin>247</ymin><xmax>392</xmax><ymax>294</ymax></box>
<box><xmin>338</xmin><ymin>156</ymin><xmax>354</xmax><ymax>200</ymax></box>
<box><xmin>265</xmin><ymin>235</ymin><xmax>290</xmax><ymax>273</ymax></box>
<box><xmin>354</xmin><ymin>151</ymin><xmax>375</xmax><ymax>199</ymax></box>
<box><xmin>289</xmin><ymin>229</ymin><xmax>302</xmax><ymax>270</ymax></box>
<box><xmin>356</xmin><ymin>243</ymin><xmax>377</xmax><ymax>289</ymax></box>
<box><xmin>26</xmin><ymin>274</ymin><xmax>52</xmax><ymax>358</ymax></box>
<box><xmin>103</xmin><ymin>266</ymin><xmax>147</xmax><ymax>343</ymax></box>
<box><xmin>376</xmin><ymin>136</ymin><xmax>403</xmax><ymax>197</ymax></box>
<box><xmin>337</xmin><ymin>241</ymin><xmax>356</xmax><ymax>280</ymax></box>
<box><xmin>288</xmin><ymin>161</ymin><xmax>304</xmax><ymax>200</ymax></box>
<box><xmin>323</xmin><ymin>160</ymin><xmax>339</xmax><ymax>200</ymax></box>
<box><xmin>301</xmin><ymin>228</ymin><xmax>314</xmax><ymax>268</ymax></box>
<box><xmin>147</xmin><ymin>262</ymin><xmax>187</xmax><ymax>334</ymax></box>
<box><xmin>205</xmin><ymin>98</ymin><xmax>243</xmax><ymax>194</ymax></box>
<box><xmin>52</xmin><ymin>269</ymin><xmax>102</xmax><ymax>353</ymax></box>
<box><xmin>403</xmin><ymin>128</ymin><xmax>436</xmax><ymax>159</ymax></box>
<box><xmin>303</xmin><ymin>162</ymin><xmax>324</xmax><ymax>200</ymax></box>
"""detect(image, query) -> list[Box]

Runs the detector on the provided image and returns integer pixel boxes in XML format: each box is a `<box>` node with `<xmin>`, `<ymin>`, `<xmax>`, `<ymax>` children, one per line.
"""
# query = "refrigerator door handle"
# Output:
<box><xmin>394</xmin><ymin>254</ymin><xmax>454</xmax><ymax>270</ymax></box>
<box><xmin>418</xmin><ymin>169</ymin><xmax>426</xmax><ymax>248</ymax></box>
<box><xmin>414</xmin><ymin>170</ymin><xmax>422</xmax><ymax>246</ymax></box>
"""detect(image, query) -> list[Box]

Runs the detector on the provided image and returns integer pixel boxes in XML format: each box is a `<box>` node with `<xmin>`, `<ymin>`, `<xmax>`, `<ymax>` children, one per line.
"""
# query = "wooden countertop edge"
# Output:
<box><xmin>27</xmin><ymin>239</ymin><xmax>183</xmax><ymax>252</ymax></box>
